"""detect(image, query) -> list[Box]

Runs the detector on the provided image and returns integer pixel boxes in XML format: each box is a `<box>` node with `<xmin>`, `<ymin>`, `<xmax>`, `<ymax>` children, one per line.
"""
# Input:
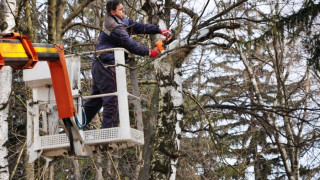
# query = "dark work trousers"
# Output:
<box><xmin>83</xmin><ymin>60</ymin><xmax>118</xmax><ymax>128</ymax></box>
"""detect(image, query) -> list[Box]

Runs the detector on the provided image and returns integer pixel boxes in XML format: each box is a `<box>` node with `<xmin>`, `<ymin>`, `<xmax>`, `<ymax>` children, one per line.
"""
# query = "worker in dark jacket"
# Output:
<box><xmin>84</xmin><ymin>0</ymin><xmax>171</xmax><ymax>128</ymax></box>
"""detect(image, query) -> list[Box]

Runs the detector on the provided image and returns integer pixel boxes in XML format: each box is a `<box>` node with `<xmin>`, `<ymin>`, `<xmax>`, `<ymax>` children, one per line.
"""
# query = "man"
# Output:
<box><xmin>84</xmin><ymin>0</ymin><xmax>170</xmax><ymax>128</ymax></box>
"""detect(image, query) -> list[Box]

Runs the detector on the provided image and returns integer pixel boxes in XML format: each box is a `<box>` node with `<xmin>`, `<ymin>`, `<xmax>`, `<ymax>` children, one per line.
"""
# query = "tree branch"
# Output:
<box><xmin>62</xmin><ymin>22</ymin><xmax>100</xmax><ymax>35</ymax></box>
<box><xmin>198</xmin><ymin>0</ymin><xmax>248</xmax><ymax>30</ymax></box>
<box><xmin>167</xmin><ymin>3</ymin><xmax>199</xmax><ymax>19</ymax></box>
<box><xmin>62</xmin><ymin>0</ymin><xmax>95</xmax><ymax>28</ymax></box>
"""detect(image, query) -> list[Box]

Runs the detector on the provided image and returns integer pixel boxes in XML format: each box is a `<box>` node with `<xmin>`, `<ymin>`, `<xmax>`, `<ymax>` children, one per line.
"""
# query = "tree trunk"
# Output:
<box><xmin>25</xmin><ymin>0</ymin><xmax>34</xmax><ymax>41</ymax></box>
<box><xmin>24</xmin><ymin>1</ymin><xmax>36</xmax><ymax>178</ymax></box>
<box><xmin>0</xmin><ymin>0</ymin><xmax>16</xmax><ymax>33</ymax></box>
<box><xmin>72</xmin><ymin>159</ymin><xmax>81</xmax><ymax>180</ymax></box>
<box><xmin>151</xmin><ymin>54</ymin><xmax>184</xmax><ymax>180</ymax></box>
<box><xmin>24</xmin><ymin>152</ymin><xmax>34</xmax><ymax>180</ymax></box>
<box><xmin>0</xmin><ymin>66</ymin><xmax>11</xmax><ymax>180</ymax></box>
<box><xmin>138</xmin><ymin>87</ymin><xmax>158</xmax><ymax>180</ymax></box>
<box><xmin>56</xmin><ymin>0</ymin><xmax>66</xmax><ymax>42</ymax></box>
<box><xmin>0</xmin><ymin>0</ymin><xmax>15</xmax><ymax>179</ymax></box>
<box><xmin>48</xmin><ymin>0</ymin><xmax>57</xmax><ymax>42</ymax></box>
<box><xmin>95</xmin><ymin>155</ymin><xmax>103</xmax><ymax>180</ymax></box>
<box><xmin>140</xmin><ymin>1</ymin><xmax>184</xmax><ymax>179</ymax></box>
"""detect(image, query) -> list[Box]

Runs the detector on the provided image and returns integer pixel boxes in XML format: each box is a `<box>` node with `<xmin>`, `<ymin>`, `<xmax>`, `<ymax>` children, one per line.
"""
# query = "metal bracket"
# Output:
<box><xmin>2</xmin><ymin>33</ymin><xmax>38</xmax><ymax>69</ymax></box>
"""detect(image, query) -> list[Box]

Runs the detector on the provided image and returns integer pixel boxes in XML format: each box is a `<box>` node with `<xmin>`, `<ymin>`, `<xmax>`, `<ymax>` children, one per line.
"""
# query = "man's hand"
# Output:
<box><xmin>160</xmin><ymin>29</ymin><xmax>171</xmax><ymax>37</ymax></box>
<box><xmin>149</xmin><ymin>49</ymin><xmax>159</xmax><ymax>58</ymax></box>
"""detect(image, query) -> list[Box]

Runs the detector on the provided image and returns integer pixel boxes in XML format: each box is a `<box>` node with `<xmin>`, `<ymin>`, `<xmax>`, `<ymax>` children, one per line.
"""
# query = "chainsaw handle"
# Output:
<box><xmin>156</xmin><ymin>40</ymin><xmax>165</xmax><ymax>52</ymax></box>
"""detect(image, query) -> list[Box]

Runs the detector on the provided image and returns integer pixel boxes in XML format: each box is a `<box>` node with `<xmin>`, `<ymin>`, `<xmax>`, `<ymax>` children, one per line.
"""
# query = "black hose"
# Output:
<box><xmin>63</xmin><ymin>118</ymin><xmax>75</xmax><ymax>156</ymax></box>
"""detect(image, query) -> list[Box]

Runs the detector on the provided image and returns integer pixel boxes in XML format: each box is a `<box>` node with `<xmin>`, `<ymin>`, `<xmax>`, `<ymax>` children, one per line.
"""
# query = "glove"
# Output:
<box><xmin>149</xmin><ymin>49</ymin><xmax>159</xmax><ymax>58</ymax></box>
<box><xmin>160</xmin><ymin>29</ymin><xmax>171</xmax><ymax>37</ymax></box>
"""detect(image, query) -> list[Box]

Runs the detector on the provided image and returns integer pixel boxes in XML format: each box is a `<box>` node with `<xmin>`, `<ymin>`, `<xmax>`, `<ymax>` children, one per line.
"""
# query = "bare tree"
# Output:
<box><xmin>138</xmin><ymin>0</ymin><xmax>247</xmax><ymax>179</ymax></box>
<box><xmin>179</xmin><ymin>0</ymin><xmax>320</xmax><ymax>179</ymax></box>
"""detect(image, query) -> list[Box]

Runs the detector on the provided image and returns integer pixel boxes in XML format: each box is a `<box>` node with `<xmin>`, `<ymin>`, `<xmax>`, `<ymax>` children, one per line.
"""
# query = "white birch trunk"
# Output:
<box><xmin>0</xmin><ymin>0</ymin><xmax>16</xmax><ymax>34</ymax></box>
<box><xmin>148</xmin><ymin>2</ymin><xmax>183</xmax><ymax>178</ymax></box>
<box><xmin>0</xmin><ymin>0</ymin><xmax>15</xmax><ymax>179</ymax></box>
<box><xmin>0</xmin><ymin>67</ymin><xmax>11</xmax><ymax>180</ymax></box>
<box><xmin>149</xmin><ymin>6</ymin><xmax>220</xmax><ymax>180</ymax></box>
<box><xmin>143</xmin><ymin>1</ymin><xmax>241</xmax><ymax>179</ymax></box>
<box><xmin>150</xmin><ymin>51</ymin><xmax>184</xmax><ymax>180</ymax></box>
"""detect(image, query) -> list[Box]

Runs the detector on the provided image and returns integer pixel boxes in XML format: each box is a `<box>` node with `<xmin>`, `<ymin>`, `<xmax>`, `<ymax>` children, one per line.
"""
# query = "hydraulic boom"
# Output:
<box><xmin>0</xmin><ymin>33</ymin><xmax>80</xmax><ymax>155</ymax></box>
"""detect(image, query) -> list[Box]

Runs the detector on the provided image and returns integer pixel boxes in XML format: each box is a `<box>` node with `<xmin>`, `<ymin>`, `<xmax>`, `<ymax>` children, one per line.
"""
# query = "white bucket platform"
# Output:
<box><xmin>24</xmin><ymin>49</ymin><xmax>144</xmax><ymax>162</ymax></box>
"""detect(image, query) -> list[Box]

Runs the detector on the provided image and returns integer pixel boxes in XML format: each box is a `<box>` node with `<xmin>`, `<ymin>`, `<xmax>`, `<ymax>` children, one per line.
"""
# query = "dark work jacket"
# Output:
<box><xmin>96</xmin><ymin>14</ymin><xmax>161</xmax><ymax>64</ymax></box>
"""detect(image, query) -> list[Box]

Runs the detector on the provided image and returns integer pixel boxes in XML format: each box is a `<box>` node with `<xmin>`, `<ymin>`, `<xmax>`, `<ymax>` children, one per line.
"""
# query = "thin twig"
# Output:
<box><xmin>12</xmin><ymin>91</ymin><xmax>27</xmax><ymax>108</ymax></box>
<box><xmin>183</xmin><ymin>89</ymin><xmax>244</xmax><ymax>175</ymax></box>
<box><xmin>10</xmin><ymin>141</ymin><xmax>27</xmax><ymax>180</ymax></box>
<box><xmin>108</xmin><ymin>152</ymin><xmax>121</xmax><ymax>180</ymax></box>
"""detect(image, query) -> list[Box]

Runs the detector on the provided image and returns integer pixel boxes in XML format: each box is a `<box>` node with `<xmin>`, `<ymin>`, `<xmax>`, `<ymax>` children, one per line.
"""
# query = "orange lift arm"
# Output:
<box><xmin>0</xmin><ymin>33</ymin><xmax>76</xmax><ymax>119</ymax></box>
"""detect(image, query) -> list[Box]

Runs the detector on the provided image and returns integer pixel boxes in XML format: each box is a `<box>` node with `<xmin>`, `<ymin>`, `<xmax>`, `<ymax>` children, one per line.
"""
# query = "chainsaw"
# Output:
<box><xmin>156</xmin><ymin>30</ymin><xmax>175</xmax><ymax>52</ymax></box>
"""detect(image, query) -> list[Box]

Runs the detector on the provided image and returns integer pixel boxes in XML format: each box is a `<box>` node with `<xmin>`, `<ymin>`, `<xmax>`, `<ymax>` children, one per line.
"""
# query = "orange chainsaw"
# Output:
<box><xmin>156</xmin><ymin>30</ymin><xmax>175</xmax><ymax>52</ymax></box>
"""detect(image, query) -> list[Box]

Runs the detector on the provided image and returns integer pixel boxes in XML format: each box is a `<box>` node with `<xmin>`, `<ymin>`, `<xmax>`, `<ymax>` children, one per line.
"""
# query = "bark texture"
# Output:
<box><xmin>0</xmin><ymin>66</ymin><xmax>11</xmax><ymax>180</ymax></box>
<box><xmin>0</xmin><ymin>0</ymin><xmax>15</xmax><ymax>179</ymax></box>
<box><xmin>151</xmin><ymin>53</ymin><xmax>184</xmax><ymax>180</ymax></box>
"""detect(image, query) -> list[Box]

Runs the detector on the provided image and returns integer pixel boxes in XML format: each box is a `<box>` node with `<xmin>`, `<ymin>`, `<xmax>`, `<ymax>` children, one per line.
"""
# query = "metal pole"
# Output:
<box><xmin>81</xmin><ymin>92</ymin><xmax>118</xmax><ymax>100</ymax></box>
<box><xmin>114</xmin><ymin>49</ymin><xmax>131</xmax><ymax>139</ymax></box>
